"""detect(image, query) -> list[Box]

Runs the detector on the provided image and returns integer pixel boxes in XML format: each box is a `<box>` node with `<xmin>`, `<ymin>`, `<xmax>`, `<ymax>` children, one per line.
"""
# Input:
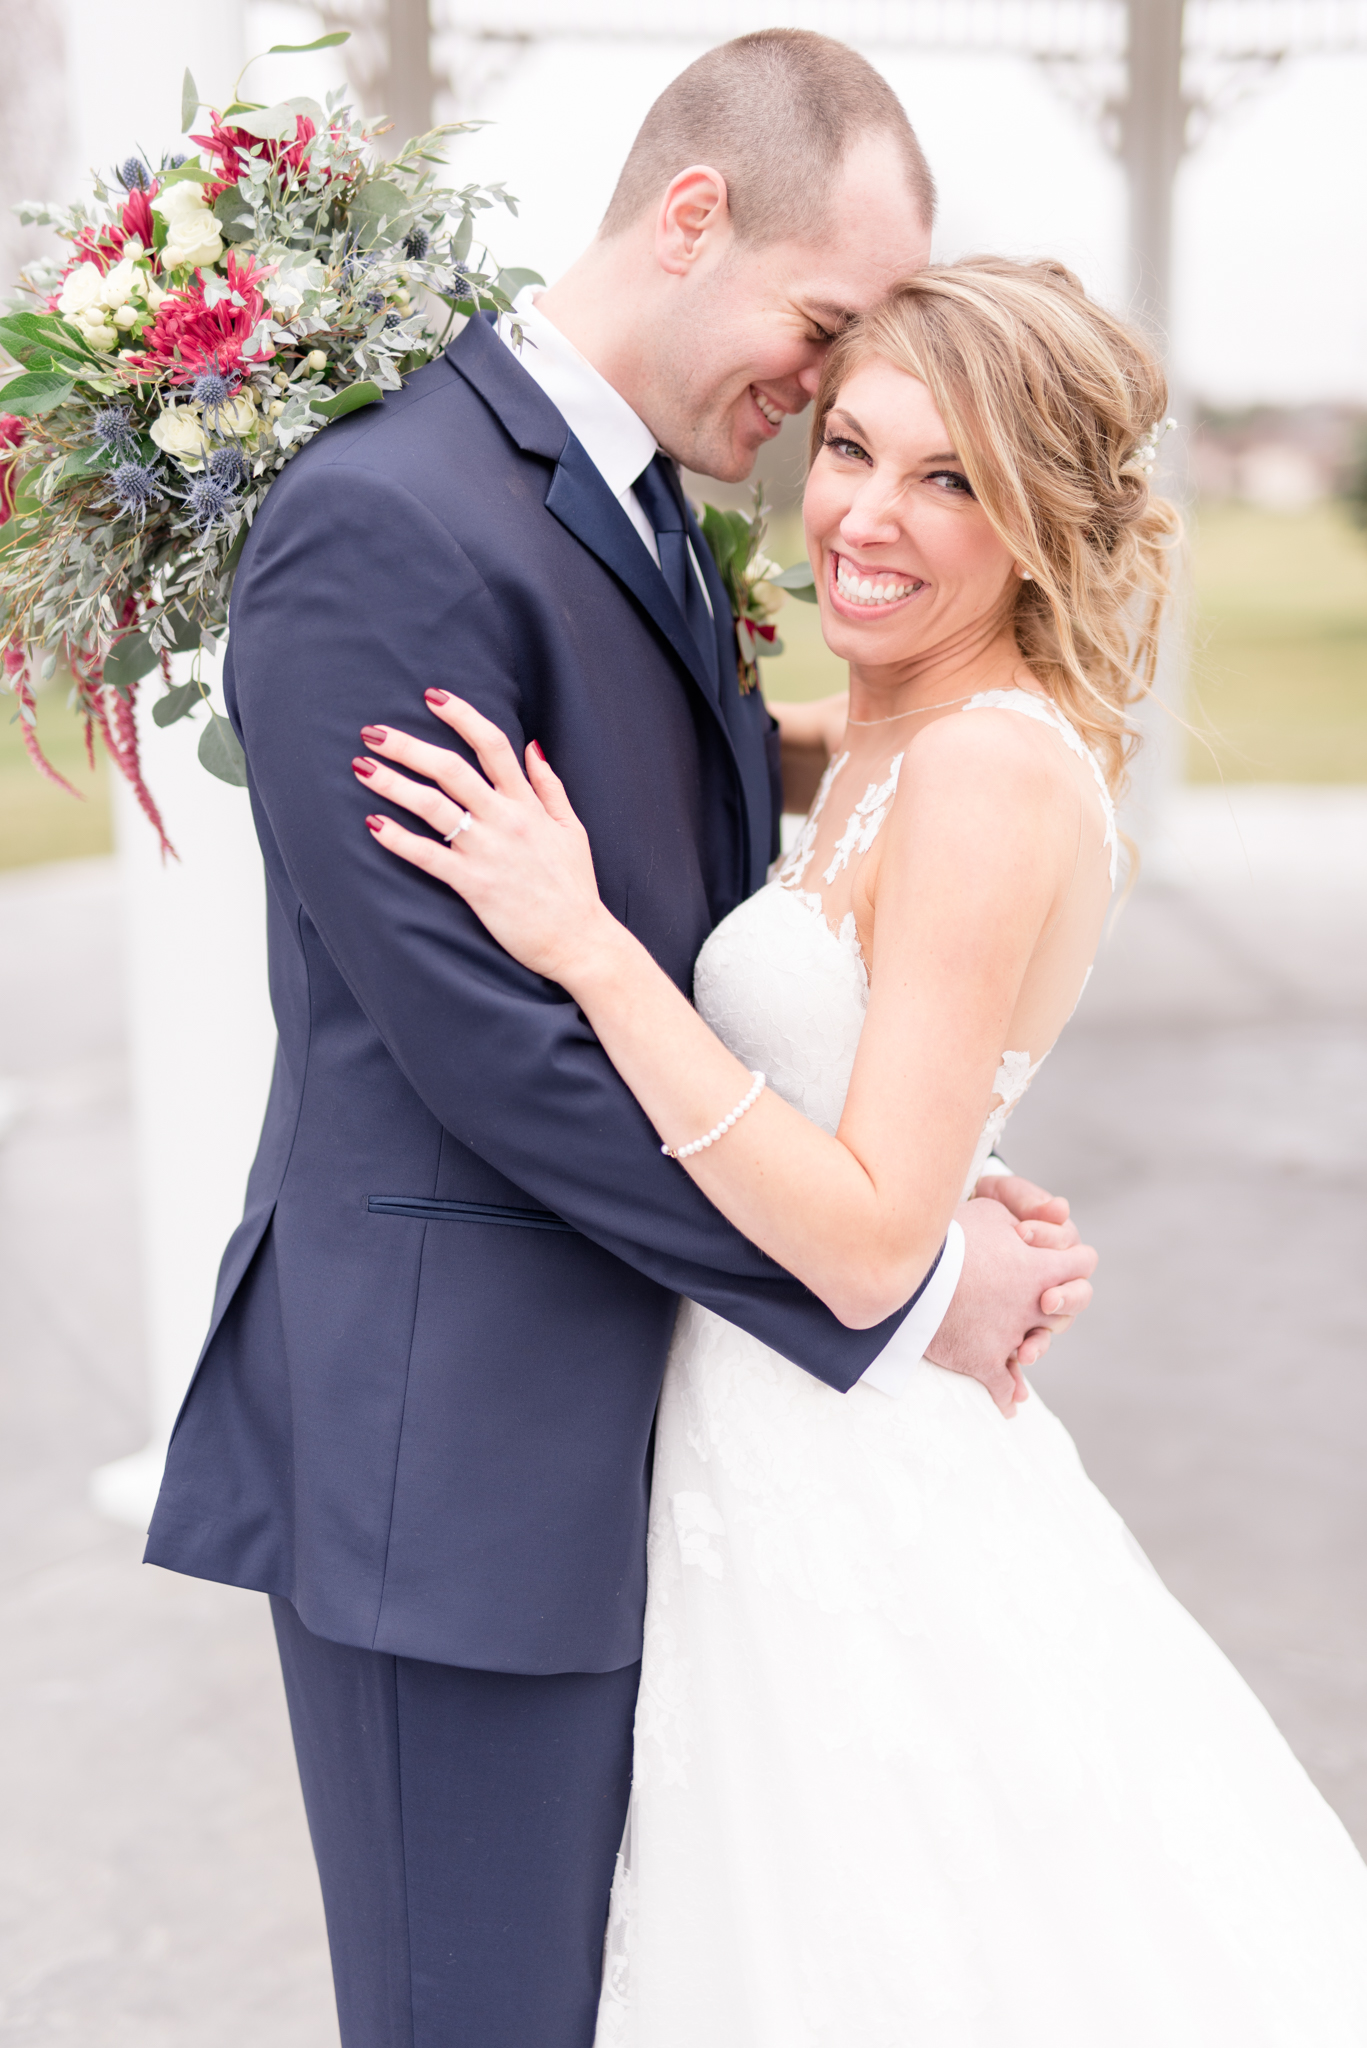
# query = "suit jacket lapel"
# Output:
<box><xmin>449</xmin><ymin>314</ymin><xmax>765</xmax><ymax>886</ymax></box>
<box><xmin>545</xmin><ymin>436</ymin><xmax>721</xmax><ymax>709</ymax></box>
<box><xmin>688</xmin><ymin>498</ymin><xmax>775</xmax><ymax>891</ymax></box>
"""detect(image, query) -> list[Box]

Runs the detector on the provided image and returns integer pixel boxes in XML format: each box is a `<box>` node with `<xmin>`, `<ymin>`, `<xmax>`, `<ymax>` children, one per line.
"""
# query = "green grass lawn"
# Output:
<box><xmin>761</xmin><ymin>502</ymin><xmax>1367</xmax><ymax>785</ymax></box>
<box><xmin>1</xmin><ymin>502</ymin><xmax>1363</xmax><ymax>874</ymax></box>
<box><xmin>0</xmin><ymin>691</ymin><xmax>112</xmax><ymax>872</ymax></box>
<box><xmin>1183</xmin><ymin>502</ymin><xmax>1367</xmax><ymax>782</ymax></box>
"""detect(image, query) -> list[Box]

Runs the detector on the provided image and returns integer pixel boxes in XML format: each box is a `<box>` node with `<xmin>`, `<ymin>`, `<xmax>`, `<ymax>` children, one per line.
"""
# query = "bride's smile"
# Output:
<box><xmin>807</xmin><ymin>356</ymin><xmax>1027</xmax><ymax>714</ymax></box>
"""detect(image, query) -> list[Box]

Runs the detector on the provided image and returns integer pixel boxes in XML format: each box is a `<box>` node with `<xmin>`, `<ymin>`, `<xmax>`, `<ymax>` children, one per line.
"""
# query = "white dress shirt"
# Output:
<box><xmin>496</xmin><ymin>300</ymin><xmax>964</xmax><ymax>1395</ymax></box>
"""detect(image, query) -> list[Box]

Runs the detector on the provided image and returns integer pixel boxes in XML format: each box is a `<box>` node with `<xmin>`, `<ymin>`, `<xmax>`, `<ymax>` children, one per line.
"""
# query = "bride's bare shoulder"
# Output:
<box><xmin>895</xmin><ymin>694</ymin><xmax>1071</xmax><ymax>822</ymax></box>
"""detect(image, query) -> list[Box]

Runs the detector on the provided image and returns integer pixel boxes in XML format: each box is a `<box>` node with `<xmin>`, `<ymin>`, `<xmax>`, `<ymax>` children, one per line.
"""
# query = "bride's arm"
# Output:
<box><xmin>359</xmin><ymin>696</ymin><xmax>1066</xmax><ymax>1331</ymax></box>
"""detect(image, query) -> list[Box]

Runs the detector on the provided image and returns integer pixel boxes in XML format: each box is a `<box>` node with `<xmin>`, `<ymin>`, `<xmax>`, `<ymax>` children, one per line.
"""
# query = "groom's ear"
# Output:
<box><xmin>655</xmin><ymin>165</ymin><xmax>731</xmax><ymax>274</ymax></box>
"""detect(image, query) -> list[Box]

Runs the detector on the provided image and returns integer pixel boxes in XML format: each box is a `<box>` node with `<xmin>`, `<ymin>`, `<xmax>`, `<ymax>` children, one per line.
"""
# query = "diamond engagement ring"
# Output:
<box><xmin>443</xmin><ymin>809</ymin><xmax>471</xmax><ymax>842</ymax></box>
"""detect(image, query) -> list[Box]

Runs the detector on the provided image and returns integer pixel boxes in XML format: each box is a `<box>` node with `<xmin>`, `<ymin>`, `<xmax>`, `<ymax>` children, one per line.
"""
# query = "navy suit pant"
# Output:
<box><xmin>271</xmin><ymin>1597</ymin><xmax>638</xmax><ymax>2047</ymax></box>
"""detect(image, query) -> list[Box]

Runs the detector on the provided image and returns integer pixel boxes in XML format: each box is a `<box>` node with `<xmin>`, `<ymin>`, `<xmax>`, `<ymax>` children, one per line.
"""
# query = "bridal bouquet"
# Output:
<box><xmin>0</xmin><ymin>32</ymin><xmax>536</xmax><ymax>848</ymax></box>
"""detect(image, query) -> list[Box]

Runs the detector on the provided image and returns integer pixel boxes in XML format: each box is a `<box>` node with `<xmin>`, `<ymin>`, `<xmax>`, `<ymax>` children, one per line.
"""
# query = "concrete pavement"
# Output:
<box><xmin>1</xmin><ymin>829</ymin><xmax>1364</xmax><ymax>2039</ymax></box>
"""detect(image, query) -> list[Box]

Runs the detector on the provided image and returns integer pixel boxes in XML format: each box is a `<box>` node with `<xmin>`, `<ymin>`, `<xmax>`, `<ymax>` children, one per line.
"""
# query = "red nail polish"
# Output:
<box><xmin>425</xmin><ymin>688</ymin><xmax>450</xmax><ymax>706</ymax></box>
<box><xmin>530</xmin><ymin>739</ymin><xmax>546</xmax><ymax>763</ymax></box>
<box><xmin>365</xmin><ymin>815</ymin><xmax>385</xmax><ymax>834</ymax></box>
<box><xmin>352</xmin><ymin>757</ymin><xmax>376</xmax><ymax>779</ymax></box>
<box><xmin>360</xmin><ymin>726</ymin><xmax>387</xmax><ymax>745</ymax></box>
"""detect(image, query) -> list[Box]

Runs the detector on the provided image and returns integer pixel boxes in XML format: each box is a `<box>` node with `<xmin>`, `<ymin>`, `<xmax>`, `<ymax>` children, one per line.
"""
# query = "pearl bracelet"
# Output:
<box><xmin>661</xmin><ymin>1071</ymin><xmax>767</xmax><ymax>1162</ymax></box>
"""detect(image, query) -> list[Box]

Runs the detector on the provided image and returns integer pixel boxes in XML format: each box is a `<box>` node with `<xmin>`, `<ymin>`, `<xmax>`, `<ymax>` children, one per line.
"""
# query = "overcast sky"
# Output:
<box><xmin>66</xmin><ymin>1</ymin><xmax>1367</xmax><ymax>409</ymax></box>
<box><xmin>442</xmin><ymin>30</ymin><xmax>1367</xmax><ymax>409</ymax></box>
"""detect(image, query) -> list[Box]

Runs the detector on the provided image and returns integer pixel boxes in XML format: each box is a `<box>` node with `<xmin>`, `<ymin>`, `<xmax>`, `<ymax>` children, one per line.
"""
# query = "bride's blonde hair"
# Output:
<box><xmin>811</xmin><ymin>256</ymin><xmax>1180</xmax><ymax>797</ymax></box>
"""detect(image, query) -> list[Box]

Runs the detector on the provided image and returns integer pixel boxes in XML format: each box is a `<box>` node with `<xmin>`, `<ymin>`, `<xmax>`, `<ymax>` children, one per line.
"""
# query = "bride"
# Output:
<box><xmin>355</xmin><ymin>258</ymin><xmax>1367</xmax><ymax>2042</ymax></box>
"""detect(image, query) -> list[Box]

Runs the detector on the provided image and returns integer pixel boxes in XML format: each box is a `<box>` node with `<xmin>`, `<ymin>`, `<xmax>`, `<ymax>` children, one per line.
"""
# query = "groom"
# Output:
<box><xmin>147</xmin><ymin>29</ymin><xmax>1097</xmax><ymax>2048</ymax></box>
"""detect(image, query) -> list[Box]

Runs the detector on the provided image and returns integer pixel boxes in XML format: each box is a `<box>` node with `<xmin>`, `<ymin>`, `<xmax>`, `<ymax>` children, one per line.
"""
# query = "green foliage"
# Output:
<box><xmin>772</xmin><ymin>560</ymin><xmax>818</xmax><ymax>603</ymax></box>
<box><xmin>310</xmin><ymin>380</ymin><xmax>384</xmax><ymax>421</ymax></box>
<box><xmin>152</xmin><ymin>678</ymin><xmax>205</xmax><ymax>727</ymax></box>
<box><xmin>198</xmin><ymin>710</ymin><xmax>247</xmax><ymax>784</ymax></box>
<box><xmin>1</xmin><ymin>371</ymin><xmax>76</xmax><ymax>418</ymax></box>
<box><xmin>101</xmin><ymin>632</ymin><xmax>160</xmax><ymax>690</ymax></box>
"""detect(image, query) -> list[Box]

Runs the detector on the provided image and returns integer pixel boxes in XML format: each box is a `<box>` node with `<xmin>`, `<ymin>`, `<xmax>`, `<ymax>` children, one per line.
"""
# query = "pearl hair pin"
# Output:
<box><xmin>662</xmin><ymin>1071</ymin><xmax>766</xmax><ymax>1161</ymax></box>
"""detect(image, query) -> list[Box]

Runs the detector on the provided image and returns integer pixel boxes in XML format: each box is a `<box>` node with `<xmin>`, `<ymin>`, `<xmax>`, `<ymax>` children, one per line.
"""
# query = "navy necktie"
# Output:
<box><xmin>632</xmin><ymin>452</ymin><xmax>720</xmax><ymax>693</ymax></box>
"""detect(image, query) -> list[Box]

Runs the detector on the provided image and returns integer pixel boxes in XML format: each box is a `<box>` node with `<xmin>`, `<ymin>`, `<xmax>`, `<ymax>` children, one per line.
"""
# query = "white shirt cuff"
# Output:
<box><xmin>858</xmin><ymin>1219</ymin><xmax>965</xmax><ymax>1398</ymax></box>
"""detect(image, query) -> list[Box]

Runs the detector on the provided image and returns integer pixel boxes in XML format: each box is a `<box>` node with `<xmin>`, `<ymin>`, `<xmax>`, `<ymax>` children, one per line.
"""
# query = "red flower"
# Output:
<box><xmin>0</xmin><ymin>414</ymin><xmax>26</xmax><ymax>526</ymax></box>
<box><xmin>128</xmin><ymin>249</ymin><xmax>275</xmax><ymax>382</ymax></box>
<box><xmin>191</xmin><ymin>111</ymin><xmax>319</xmax><ymax>202</ymax></box>
<box><xmin>62</xmin><ymin>180</ymin><xmax>162</xmax><ymax>281</ymax></box>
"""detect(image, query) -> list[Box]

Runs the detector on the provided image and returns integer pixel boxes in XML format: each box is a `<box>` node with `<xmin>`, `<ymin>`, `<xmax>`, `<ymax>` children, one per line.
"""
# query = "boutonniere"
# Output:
<box><xmin>698</xmin><ymin>486</ymin><xmax>817</xmax><ymax>693</ymax></box>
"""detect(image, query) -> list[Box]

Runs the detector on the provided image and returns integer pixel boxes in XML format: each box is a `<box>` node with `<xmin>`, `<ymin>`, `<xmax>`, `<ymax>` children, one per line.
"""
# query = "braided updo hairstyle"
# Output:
<box><xmin>810</xmin><ymin>256</ymin><xmax>1180</xmax><ymax>797</ymax></box>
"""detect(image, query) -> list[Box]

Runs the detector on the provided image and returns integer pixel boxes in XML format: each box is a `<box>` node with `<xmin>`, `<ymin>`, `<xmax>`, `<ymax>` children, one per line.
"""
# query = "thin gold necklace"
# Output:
<box><xmin>846</xmin><ymin>690</ymin><xmax>977</xmax><ymax>726</ymax></box>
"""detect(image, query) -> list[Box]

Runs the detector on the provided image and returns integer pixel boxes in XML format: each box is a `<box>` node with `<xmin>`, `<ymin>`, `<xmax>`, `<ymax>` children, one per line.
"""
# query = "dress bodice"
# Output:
<box><xmin>692</xmin><ymin>689</ymin><xmax>1117</xmax><ymax>1195</ymax></box>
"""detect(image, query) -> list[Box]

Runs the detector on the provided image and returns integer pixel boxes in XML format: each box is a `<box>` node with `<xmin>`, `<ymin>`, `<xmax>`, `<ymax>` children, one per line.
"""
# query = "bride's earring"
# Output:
<box><xmin>1017</xmin><ymin>565</ymin><xmax>1034</xmax><ymax>581</ymax></box>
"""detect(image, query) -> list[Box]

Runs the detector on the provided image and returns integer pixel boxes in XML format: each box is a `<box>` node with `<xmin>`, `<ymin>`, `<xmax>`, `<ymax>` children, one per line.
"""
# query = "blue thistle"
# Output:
<box><xmin>364</xmin><ymin>289</ymin><xmax>385</xmax><ymax>314</ymax></box>
<box><xmin>185</xmin><ymin>474</ymin><xmax>235</xmax><ymax>532</ymax></box>
<box><xmin>402</xmin><ymin>226</ymin><xmax>430</xmax><ymax>261</ymax></box>
<box><xmin>191</xmin><ymin>369</ymin><xmax>234</xmax><ymax>425</ymax></box>
<box><xmin>117</xmin><ymin>156</ymin><xmax>151</xmax><ymax>191</ymax></box>
<box><xmin>92</xmin><ymin>404</ymin><xmax>137</xmax><ymax>453</ymax></box>
<box><xmin>450</xmin><ymin>261</ymin><xmax>474</xmax><ymax>296</ymax></box>
<box><xmin>163</xmin><ymin>152</ymin><xmax>187</xmax><ymax>171</ymax></box>
<box><xmin>207</xmin><ymin>445</ymin><xmax>247</xmax><ymax>489</ymax></box>
<box><xmin>109</xmin><ymin>460</ymin><xmax>163</xmax><ymax>524</ymax></box>
<box><xmin>384</xmin><ymin>311</ymin><xmax>401</xmax><ymax>328</ymax></box>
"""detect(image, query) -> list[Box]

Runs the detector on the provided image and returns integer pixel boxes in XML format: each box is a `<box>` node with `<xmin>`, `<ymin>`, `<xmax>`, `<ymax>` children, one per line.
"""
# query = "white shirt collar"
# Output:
<box><xmin>496</xmin><ymin>299</ymin><xmax>656</xmax><ymax>499</ymax></box>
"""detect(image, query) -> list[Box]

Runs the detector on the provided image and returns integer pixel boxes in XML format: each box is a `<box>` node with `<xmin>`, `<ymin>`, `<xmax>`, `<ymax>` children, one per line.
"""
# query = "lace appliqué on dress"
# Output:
<box><xmin>773</xmin><ymin>750</ymin><xmax>847</xmax><ymax>894</ymax></box>
<box><xmin>821</xmin><ymin>752</ymin><xmax>904</xmax><ymax>886</ymax></box>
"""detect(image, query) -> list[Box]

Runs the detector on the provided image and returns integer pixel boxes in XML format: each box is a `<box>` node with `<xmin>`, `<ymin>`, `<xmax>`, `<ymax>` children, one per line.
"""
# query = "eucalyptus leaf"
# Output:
<box><xmin>451</xmin><ymin>212</ymin><xmax>474</xmax><ymax>262</ymax></box>
<box><xmin>181</xmin><ymin>67</ymin><xmax>199</xmax><ymax>133</ymax></box>
<box><xmin>102</xmin><ymin>631</ymin><xmax>160</xmax><ymax>690</ymax></box>
<box><xmin>494</xmin><ymin>267</ymin><xmax>545</xmax><ymax>300</ymax></box>
<box><xmin>268</xmin><ymin>31</ymin><xmax>350</xmax><ymax>52</ymax></box>
<box><xmin>772</xmin><ymin>560</ymin><xmax>819</xmax><ymax>602</ymax></box>
<box><xmin>0</xmin><ymin>370</ymin><xmax>75</xmax><ymax>418</ymax></box>
<box><xmin>349</xmin><ymin>179</ymin><xmax>409</xmax><ymax>249</ymax></box>
<box><xmin>158</xmin><ymin>163</ymin><xmax>215</xmax><ymax>187</ymax></box>
<box><xmin>233</xmin><ymin>96</ymin><xmax>324</xmax><ymax>142</ymax></box>
<box><xmin>199</xmin><ymin>710</ymin><xmax>248</xmax><ymax>785</ymax></box>
<box><xmin>162</xmin><ymin>607</ymin><xmax>204</xmax><ymax>652</ymax></box>
<box><xmin>212</xmin><ymin>190</ymin><xmax>256</xmax><ymax>242</ymax></box>
<box><xmin>310</xmin><ymin>379</ymin><xmax>383</xmax><ymax>421</ymax></box>
<box><xmin>152</xmin><ymin>679</ymin><xmax>204</xmax><ymax>727</ymax></box>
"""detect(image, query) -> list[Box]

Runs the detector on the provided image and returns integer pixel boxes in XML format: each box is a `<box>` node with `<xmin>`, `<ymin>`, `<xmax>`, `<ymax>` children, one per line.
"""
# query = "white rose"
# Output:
<box><xmin>163</xmin><ymin>217</ymin><xmax>224</xmax><ymax>272</ymax></box>
<box><xmin>98</xmin><ymin>257</ymin><xmax>141</xmax><ymax>308</ymax></box>
<box><xmin>216</xmin><ymin>392</ymin><xmax>258</xmax><ymax>435</ymax></box>
<box><xmin>153</xmin><ymin>180</ymin><xmax>213</xmax><ymax>226</ymax></box>
<box><xmin>57</xmin><ymin>262</ymin><xmax>108</xmax><ymax>316</ymax></box>
<box><xmin>154</xmin><ymin>181</ymin><xmax>223</xmax><ymax>271</ymax></box>
<box><xmin>150</xmin><ymin>408</ymin><xmax>209</xmax><ymax>464</ymax></box>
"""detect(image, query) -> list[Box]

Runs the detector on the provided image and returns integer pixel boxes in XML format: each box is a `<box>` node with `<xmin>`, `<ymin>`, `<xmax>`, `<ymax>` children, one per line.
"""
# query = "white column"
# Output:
<box><xmin>93</xmin><ymin>650</ymin><xmax>277</xmax><ymax>1527</ymax></box>
<box><xmin>61</xmin><ymin>0</ymin><xmax>272</xmax><ymax>1527</ymax></box>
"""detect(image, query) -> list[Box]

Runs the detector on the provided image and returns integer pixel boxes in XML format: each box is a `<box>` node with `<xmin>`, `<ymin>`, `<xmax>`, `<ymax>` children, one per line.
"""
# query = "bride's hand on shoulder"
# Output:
<box><xmin>354</xmin><ymin>690</ymin><xmax>610</xmax><ymax>986</ymax></box>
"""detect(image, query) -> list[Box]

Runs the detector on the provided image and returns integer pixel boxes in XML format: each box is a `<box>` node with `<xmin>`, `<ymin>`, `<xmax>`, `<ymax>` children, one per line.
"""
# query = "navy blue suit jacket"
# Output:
<box><xmin>146</xmin><ymin>313</ymin><xmax>935</xmax><ymax>1673</ymax></box>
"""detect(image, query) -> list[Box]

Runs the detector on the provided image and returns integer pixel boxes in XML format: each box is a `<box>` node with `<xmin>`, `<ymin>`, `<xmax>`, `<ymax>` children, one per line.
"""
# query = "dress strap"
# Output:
<box><xmin>961</xmin><ymin>689</ymin><xmax>1118</xmax><ymax>888</ymax></box>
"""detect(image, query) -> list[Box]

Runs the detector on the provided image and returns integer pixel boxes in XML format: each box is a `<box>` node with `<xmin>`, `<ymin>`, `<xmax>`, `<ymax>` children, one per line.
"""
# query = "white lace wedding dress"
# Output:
<box><xmin>595</xmin><ymin>691</ymin><xmax>1367</xmax><ymax>2046</ymax></box>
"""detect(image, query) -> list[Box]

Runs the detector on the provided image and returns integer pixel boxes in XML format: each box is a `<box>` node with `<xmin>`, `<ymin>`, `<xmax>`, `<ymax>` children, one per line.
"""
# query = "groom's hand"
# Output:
<box><xmin>926</xmin><ymin>1197</ymin><xmax>1098</xmax><ymax>1418</ymax></box>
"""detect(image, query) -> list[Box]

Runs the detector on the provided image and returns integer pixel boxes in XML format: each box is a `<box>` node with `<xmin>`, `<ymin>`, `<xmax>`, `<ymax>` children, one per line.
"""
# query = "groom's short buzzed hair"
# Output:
<box><xmin>600</xmin><ymin>28</ymin><xmax>935</xmax><ymax>246</ymax></box>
